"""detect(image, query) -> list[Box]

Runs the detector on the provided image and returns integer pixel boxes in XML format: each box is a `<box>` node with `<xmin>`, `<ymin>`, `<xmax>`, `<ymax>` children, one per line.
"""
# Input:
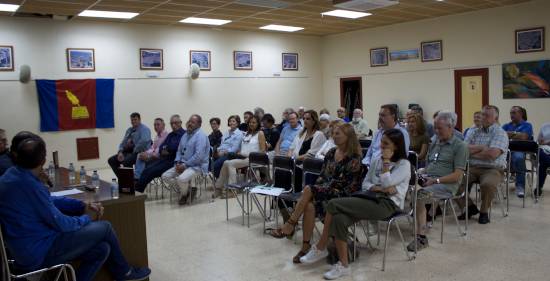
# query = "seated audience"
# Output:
<box><xmin>135</xmin><ymin>115</ymin><xmax>185</xmax><ymax>193</ymax></box>
<box><xmin>410</xmin><ymin>105</ymin><xmax>434</xmax><ymax>138</ymax></box>
<box><xmin>351</xmin><ymin>108</ymin><xmax>369</xmax><ymax>140</ymax></box>
<box><xmin>363</xmin><ymin>104</ymin><xmax>410</xmax><ymax>167</ymax></box>
<box><xmin>537</xmin><ymin>122</ymin><xmax>550</xmax><ymax>196</ymax></box>
<box><xmin>408</xmin><ymin>111</ymin><xmax>468</xmax><ymax>251</ymax></box>
<box><xmin>212</xmin><ymin>115</ymin><xmax>244</xmax><ymax>179</ymax></box>
<box><xmin>456</xmin><ymin>105</ymin><xmax>508</xmax><ymax>224</ymax></box>
<box><xmin>276</xmin><ymin>107</ymin><xmax>295</xmax><ymax>132</ymax></box>
<box><xmin>108</xmin><ymin>112</ymin><xmax>151</xmax><ymax>179</ymax></box>
<box><xmin>432</xmin><ymin>110</ymin><xmax>464</xmax><ymax>141</ymax></box>
<box><xmin>297</xmin><ymin>106</ymin><xmax>306</xmax><ymax>126</ymax></box>
<box><xmin>298</xmin><ymin>129</ymin><xmax>410</xmax><ymax>280</ymax></box>
<box><xmin>319</xmin><ymin>114</ymin><xmax>331</xmax><ymax>139</ymax></box>
<box><xmin>254</xmin><ymin>107</ymin><xmax>265</xmax><ymax>123</ymax></box>
<box><xmin>162</xmin><ymin>114</ymin><xmax>210</xmax><ymax>205</ymax></box>
<box><xmin>336</xmin><ymin>107</ymin><xmax>350</xmax><ymax>122</ymax></box>
<box><xmin>502</xmin><ymin>106</ymin><xmax>533</xmax><ymax>198</ymax></box>
<box><xmin>270</xmin><ymin>124</ymin><xmax>363</xmax><ymax>265</ymax></box>
<box><xmin>319</xmin><ymin>108</ymin><xmax>330</xmax><ymax>116</ymax></box>
<box><xmin>0</xmin><ymin>134</ymin><xmax>150</xmax><ymax>281</ymax></box>
<box><xmin>134</xmin><ymin>118</ymin><xmax>168</xmax><ymax>180</ymax></box>
<box><xmin>316</xmin><ymin>120</ymin><xmax>345</xmax><ymax>160</ymax></box>
<box><xmin>239</xmin><ymin>111</ymin><xmax>253</xmax><ymax>131</ymax></box>
<box><xmin>0</xmin><ymin>128</ymin><xmax>13</xmax><ymax>176</ymax></box>
<box><xmin>208</xmin><ymin>117</ymin><xmax>223</xmax><ymax>151</ymax></box>
<box><xmin>274</xmin><ymin>112</ymin><xmax>302</xmax><ymax>156</ymax></box>
<box><xmin>464</xmin><ymin>111</ymin><xmax>482</xmax><ymax>139</ymax></box>
<box><xmin>407</xmin><ymin>113</ymin><xmax>429</xmax><ymax>164</ymax></box>
<box><xmin>261</xmin><ymin>113</ymin><xmax>280</xmax><ymax>151</ymax></box>
<box><xmin>215</xmin><ymin>116</ymin><xmax>266</xmax><ymax>195</ymax></box>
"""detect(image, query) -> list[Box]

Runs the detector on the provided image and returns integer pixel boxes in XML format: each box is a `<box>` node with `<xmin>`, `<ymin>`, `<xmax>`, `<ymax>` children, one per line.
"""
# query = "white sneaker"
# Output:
<box><xmin>300</xmin><ymin>245</ymin><xmax>328</xmax><ymax>264</ymax></box>
<box><xmin>323</xmin><ymin>262</ymin><xmax>351</xmax><ymax>280</ymax></box>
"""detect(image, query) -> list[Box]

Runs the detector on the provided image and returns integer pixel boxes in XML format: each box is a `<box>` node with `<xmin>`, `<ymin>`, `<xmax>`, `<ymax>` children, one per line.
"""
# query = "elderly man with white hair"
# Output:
<box><xmin>351</xmin><ymin>108</ymin><xmax>369</xmax><ymax>140</ymax></box>
<box><xmin>408</xmin><ymin>111</ymin><xmax>468</xmax><ymax>251</ymax></box>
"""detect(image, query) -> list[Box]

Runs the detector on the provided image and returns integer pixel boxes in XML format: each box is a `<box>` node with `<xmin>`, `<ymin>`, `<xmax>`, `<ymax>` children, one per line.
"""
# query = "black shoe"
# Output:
<box><xmin>178</xmin><ymin>195</ymin><xmax>188</xmax><ymax>205</ymax></box>
<box><xmin>190</xmin><ymin>187</ymin><xmax>198</xmax><ymax>201</ymax></box>
<box><xmin>534</xmin><ymin>187</ymin><xmax>543</xmax><ymax>197</ymax></box>
<box><xmin>478</xmin><ymin>212</ymin><xmax>490</xmax><ymax>224</ymax></box>
<box><xmin>458</xmin><ymin>205</ymin><xmax>479</xmax><ymax>220</ymax></box>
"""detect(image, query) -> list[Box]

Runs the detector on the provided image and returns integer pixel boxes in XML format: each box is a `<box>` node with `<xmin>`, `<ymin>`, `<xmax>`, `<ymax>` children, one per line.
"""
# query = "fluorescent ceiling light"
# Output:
<box><xmin>321</xmin><ymin>9</ymin><xmax>371</xmax><ymax>19</ymax></box>
<box><xmin>78</xmin><ymin>10</ymin><xmax>139</xmax><ymax>19</ymax></box>
<box><xmin>180</xmin><ymin>17</ymin><xmax>231</xmax><ymax>26</ymax></box>
<box><xmin>259</xmin><ymin>24</ymin><xmax>304</xmax><ymax>32</ymax></box>
<box><xmin>0</xmin><ymin>4</ymin><xmax>19</xmax><ymax>12</ymax></box>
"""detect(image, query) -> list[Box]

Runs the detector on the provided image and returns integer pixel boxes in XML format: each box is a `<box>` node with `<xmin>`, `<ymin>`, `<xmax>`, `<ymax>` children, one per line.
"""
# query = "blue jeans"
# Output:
<box><xmin>42</xmin><ymin>221</ymin><xmax>130</xmax><ymax>281</ymax></box>
<box><xmin>511</xmin><ymin>151</ymin><xmax>526</xmax><ymax>191</ymax></box>
<box><xmin>134</xmin><ymin>158</ymin><xmax>146</xmax><ymax>180</ymax></box>
<box><xmin>539</xmin><ymin>149</ymin><xmax>550</xmax><ymax>189</ymax></box>
<box><xmin>212</xmin><ymin>155</ymin><xmax>228</xmax><ymax>178</ymax></box>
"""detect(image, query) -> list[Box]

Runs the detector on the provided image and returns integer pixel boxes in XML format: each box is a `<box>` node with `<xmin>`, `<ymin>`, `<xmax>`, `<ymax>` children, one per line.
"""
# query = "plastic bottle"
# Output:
<box><xmin>48</xmin><ymin>161</ymin><xmax>55</xmax><ymax>180</ymax></box>
<box><xmin>91</xmin><ymin>170</ymin><xmax>100</xmax><ymax>190</ymax></box>
<box><xmin>68</xmin><ymin>163</ymin><xmax>76</xmax><ymax>184</ymax></box>
<box><xmin>79</xmin><ymin>166</ymin><xmax>87</xmax><ymax>185</ymax></box>
<box><xmin>111</xmin><ymin>178</ymin><xmax>119</xmax><ymax>199</ymax></box>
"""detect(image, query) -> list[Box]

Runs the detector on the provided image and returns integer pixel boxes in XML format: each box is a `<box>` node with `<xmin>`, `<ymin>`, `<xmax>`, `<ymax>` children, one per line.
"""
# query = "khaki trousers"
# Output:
<box><xmin>457</xmin><ymin>166</ymin><xmax>504</xmax><ymax>213</ymax></box>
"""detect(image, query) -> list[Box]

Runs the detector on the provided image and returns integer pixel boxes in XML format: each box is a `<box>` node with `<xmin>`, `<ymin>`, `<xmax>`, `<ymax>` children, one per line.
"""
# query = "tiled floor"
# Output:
<box><xmin>98</xmin><ymin>169</ymin><xmax>550</xmax><ymax>281</ymax></box>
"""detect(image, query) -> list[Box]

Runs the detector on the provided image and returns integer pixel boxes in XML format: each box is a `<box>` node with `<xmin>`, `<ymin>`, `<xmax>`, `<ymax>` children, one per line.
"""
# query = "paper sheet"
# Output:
<box><xmin>51</xmin><ymin>188</ymin><xmax>84</xmax><ymax>197</ymax></box>
<box><xmin>249</xmin><ymin>186</ymin><xmax>285</xmax><ymax>197</ymax></box>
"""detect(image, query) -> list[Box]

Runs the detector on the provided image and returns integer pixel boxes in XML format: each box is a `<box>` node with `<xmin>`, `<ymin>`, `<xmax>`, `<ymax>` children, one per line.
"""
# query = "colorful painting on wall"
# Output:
<box><xmin>503</xmin><ymin>60</ymin><xmax>550</xmax><ymax>99</ymax></box>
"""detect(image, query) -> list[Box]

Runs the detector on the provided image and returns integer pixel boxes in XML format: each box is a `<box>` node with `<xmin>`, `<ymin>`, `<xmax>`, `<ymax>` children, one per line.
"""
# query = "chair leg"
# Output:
<box><xmin>353</xmin><ymin>223</ymin><xmax>357</xmax><ymax>260</ymax></box>
<box><xmin>441</xmin><ymin>200</ymin><xmax>447</xmax><ymax>243</ymax></box>
<box><xmin>382</xmin><ymin>220</ymin><xmax>391</xmax><ymax>271</ymax></box>
<box><xmin>394</xmin><ymin>220</ymin><xmax>412</xmax><ymax>262</ymax></box>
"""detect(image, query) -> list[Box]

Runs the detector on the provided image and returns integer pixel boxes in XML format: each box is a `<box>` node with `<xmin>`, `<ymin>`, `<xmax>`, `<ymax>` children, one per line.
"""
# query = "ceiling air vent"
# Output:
<box><xmin>333</xmin><ymin>0</ymin><xmax>399</xmax><ymax>11</ymax></box>
<box><xmin>235</xmin><ymin>0</ymin><xmax>290</xmax><ymax>9</ymax></box>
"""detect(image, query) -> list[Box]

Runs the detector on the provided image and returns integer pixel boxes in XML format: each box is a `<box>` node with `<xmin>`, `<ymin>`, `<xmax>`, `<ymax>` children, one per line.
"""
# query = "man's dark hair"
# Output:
<box><xmin>130</xmin><ymin>112</ymin><xmax>141</xmax><ymax>119</ymax></box>
<box><xmin>210</xmin><ymin>117</ymin><xmax>221</xmax><ymax>125</ymax></box>
<box><xmin>513</xmin><ymin>106</ymin><xmax>528</xmax><ymax>121</ymax></box>
<box><xmin>10</xmin><ymin>131</ymin><xmax>39</xmax><ymax>160</ymax></box>
<box><xmin>15</xmin><ymin>136</ymin><xmax>46</xmax><ymax>169</ymax></box>
<box><xmin>244</xmin><ymin>111</ymin><xmax>253</xmax><ymax>117</ymax></box>
<box><xmin>383</xmin><ymin>128</ymin><xmax>407</xmax><ymax>163</ymax></box>
<box><xmin>381</xmin><ymin>104</ymin><xmax>398</xmax><ymax>122</ymax></box>
<box><xmin>261</xmin><ymin>113</ymin><xmax>275</xmax><ymax>125</ymax></box>
<box><xmin>154</xmin><ymin>117</ymin><xmax>164</xmax><ymax>123</ymax></box>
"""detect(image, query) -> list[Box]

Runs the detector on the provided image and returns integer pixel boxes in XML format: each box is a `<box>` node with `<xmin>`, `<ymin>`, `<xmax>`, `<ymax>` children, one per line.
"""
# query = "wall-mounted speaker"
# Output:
<box><xmin>19</xmin><ymin>65</ymin><xmax>31</xmax><ymax>83</ymax></box>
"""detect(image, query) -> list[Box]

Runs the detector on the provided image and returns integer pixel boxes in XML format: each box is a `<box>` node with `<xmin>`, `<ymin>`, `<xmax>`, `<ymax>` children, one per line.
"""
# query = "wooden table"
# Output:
<box><xmin>51</xmin><ymin>168</ymin><xmax>149</xmax><ymax>281</ymax></box>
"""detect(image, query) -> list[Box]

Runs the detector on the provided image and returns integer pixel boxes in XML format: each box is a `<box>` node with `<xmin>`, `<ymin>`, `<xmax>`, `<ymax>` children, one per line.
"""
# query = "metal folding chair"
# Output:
<box><xmin>1</xmin><ymin>228</ymin><xmax>76</xmax><ymax>281</ymax></box>
<box><xmin>509</xmin><ymin>140</ymin><xmax>540</xmax><ymax>206</ymax></box>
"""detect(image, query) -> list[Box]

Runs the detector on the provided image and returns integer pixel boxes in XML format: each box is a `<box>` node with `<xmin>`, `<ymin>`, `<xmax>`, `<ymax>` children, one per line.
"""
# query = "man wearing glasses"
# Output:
<box><xmin>135</xmin><ymin>115</ymin><xmax>185</xmax><ymax>193</ymax></box>
<box><xmin>408</xmin><ymin>111</ymin><xmax>468</xmax><ymax>251</ymax></box>
<box><xmin>0</xmin><ymin>128</ymin><xmax>13</xmax><ymax>177</ymax></box>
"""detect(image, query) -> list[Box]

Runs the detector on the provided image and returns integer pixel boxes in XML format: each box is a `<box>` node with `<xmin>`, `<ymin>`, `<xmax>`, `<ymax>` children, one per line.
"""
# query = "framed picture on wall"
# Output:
<box><xmin>140</xmin><ymin>48</ymin><xmax>163</xmax><ymax>70</ymax></box>
<box><xmin>516</xmin><ymin>27</ymin><xmax>545</xmax><ymax>53</ymax></box>
<box><xmin>66</xmin><ymin>48</ymin><xmax>95</xmax><ymax>72</ymax></box>
<box><xmin>0</xmin><ymin>46</ymin><xmax>14</xmax><ymax>71</ymax></box>
<box><xmin>421</xmin><ymin>40</ymin><xmax>442</xmax><ymax>62</ymax></box>
<box><xmin>190</xmin><ymin>50</ymin><xmax>211</xmax><ymax>71</ymax></box>
<box><xmin>282</xmin><ymin>53</ymin><xmax>298</xmax><ymax>71</ymax></box>
<box><xmin>234</xmin><ymin>51</ymin><xmax>252</xmax><ymax>70</ymax></box>
<box><xmin>370</xmin><ymin>47</ymin><xmax>388</xmax><ymax>67</ymax></box>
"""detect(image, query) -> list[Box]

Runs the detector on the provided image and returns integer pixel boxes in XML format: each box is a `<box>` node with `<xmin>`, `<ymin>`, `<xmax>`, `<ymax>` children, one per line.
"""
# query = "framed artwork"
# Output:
<box><xmin>389</xmin><ymin>49</ymin><xmax>419</xmax><ymax>61</ymax></box>
<box><xmin>140</xmin><ymin>48</ymin><xmax>163</xmax><ymax>70</ymax></box>
<box><xmin>0</xmin><ymin>45</ymin><xmax>14</xmax><ymax>71</ymax></box>
<box><xmin>516</xmin><ymin>27</ymin><xmax>545</xmax><ymax>53</ymax></box>
<box><xmin>190</xmin><ymin>50</ymin><xmax>211</xmax><ymax>71</ymax></box>
<box><xmin>282</xmin><ymin>53</ymin><xmax>298</xmax><ymax>71</ymax></box>
<box><xmin>370</xmin><ymin>47</ymin><xmax>388</xmax><ymax>67</ymax></box>
<box><xmin>421</xmin><ymin>40</ymin><xmax>442</xmax><ymax>62</ymax></box>
<box><xmin>234</xmin><ymin>51</ymin><xmax>252</xmax><ymax>70</ymax></box>
<box><xmin>503</xmin><ymin>60</ymin><xmax>550</xmax><ymax>99</ymax></box>
<box><xmin>66</xmin><ymin>48</ymin><xmax>95</xmax><ymax>72</ymax></box>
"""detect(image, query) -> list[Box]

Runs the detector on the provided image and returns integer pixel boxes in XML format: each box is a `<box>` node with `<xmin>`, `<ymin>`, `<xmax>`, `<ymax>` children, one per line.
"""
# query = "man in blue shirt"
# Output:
<box><xmin>135</xmin><ymin>115</ymin><xmax>185</xmax><ymax>193</ymax></box>
<box><xmin>108</xmin><ymin>112</ymin><xmax>152</xmax><ymax>179</ymax></box>
<box><xmin>275</xmin><ymin>112</ymin><xmax>302</xmax><ymax>156</ymax></box>
<box><xmin>0</xmin><ymin>129</ymin><xmax>13</xmax><ymax>177</ymax></box>
<box><xmin>162</xmin><ymin>114</ymin><xmax>210</xmax><ymax>205</ymax></box>
<box><xmin>363</xmin><ymin>104</ymin><xmax>410</xmax><ymax>166</ymax></box>
<box><xmin>502</xmin><ymin>106</ymin><xmax>533</xmax><ymax>198</ymax></box>
<box><xmin>0</xmin><ymin>134</ymin><xmax>150</xmax><ymax>281</ymax></box>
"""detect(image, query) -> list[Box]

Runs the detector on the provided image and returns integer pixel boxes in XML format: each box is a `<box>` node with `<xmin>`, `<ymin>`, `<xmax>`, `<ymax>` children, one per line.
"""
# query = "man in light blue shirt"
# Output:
<box><xmin>275</xmin><ymin>112</ymin><xmax>302</xmax><ymax>156</ymax></box>
<box><xmin>363</xmin><ymin>104</ymin><xmax>410</xmax><ymax>166</ymax></box>
<box><xmin>162</xmin><ymin>114</ymin><xmax>210</xmax><ymax>205</ymax></box>
<box><xmin>108</xmin><ymin>112</ymin><xmax>151</xmax><ymax>179</ymax></box>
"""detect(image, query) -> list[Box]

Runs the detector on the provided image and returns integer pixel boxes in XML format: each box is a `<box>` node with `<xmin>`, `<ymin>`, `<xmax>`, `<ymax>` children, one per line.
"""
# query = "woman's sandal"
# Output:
<box><xmin>293</xmin><ymin>241</ymin><xmax>311</xmax><ymax>264</ymax></box>
<box><xmin>269</xmin><ymin>218</ymin><xmax>297</xmax><ymax>239</ymax></box>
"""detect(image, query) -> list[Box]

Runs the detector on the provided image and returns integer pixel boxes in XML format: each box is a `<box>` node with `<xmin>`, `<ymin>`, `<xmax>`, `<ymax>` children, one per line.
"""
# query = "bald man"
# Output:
<box><xmin>337</xmin><ymin>107</ymin><xmax>350</xmax><ymax>123</ymax></box>
<box><xmin>351</xmin><ymin>109</ymin><xmax>369</xmax><ymax>140</ymax></box>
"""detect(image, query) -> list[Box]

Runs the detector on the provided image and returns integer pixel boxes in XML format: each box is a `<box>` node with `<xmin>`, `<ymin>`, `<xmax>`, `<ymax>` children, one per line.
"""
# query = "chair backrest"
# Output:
<box><xmin>509</xmin><ymin>140</ymin><xmax>538</xmax><ymax>154</ymax></box>
<box><xmin>248</xmin><ymin>152</ymin><xmax>269</xmax><ymax>166</ymax></box>
<box><xmin>407</xmin><ymin>151</ymin><xmax>418</xmax><ymax>170</ymax></box>
<box><xmin>273</xmin><ymin>156</ymin><xmax>294</xmax><ymax>172</ymax></box>
<box><xmin>1</xmin><ymin>227</ymin><xmax>11</xmax><ymax>281</ymax></box>
<box><xmin>359</xmin><ymin>139</ymin><xmax>372</xmax><ymax>149</ymax></box>
<box><xmin>272</xmin><ymin>156</ymin><xmax>295</xmax><ymax>191</ymax></box>
<box><xmin>302</xmin><ymin>158</ymin><xmax>324</xmax><ymax>175</ymax></box>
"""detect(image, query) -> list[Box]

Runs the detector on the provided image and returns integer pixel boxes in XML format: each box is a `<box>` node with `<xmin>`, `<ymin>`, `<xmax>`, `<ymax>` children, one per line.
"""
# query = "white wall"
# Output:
<box><xmin>322</xmin><ymin>0</ymin><xmax>550</xmax><ymax>133</ymax></box>
<box><xmin>0</xmin><ymin>17</ymin><xmax>323</xmax><ymax>169</ymax></box>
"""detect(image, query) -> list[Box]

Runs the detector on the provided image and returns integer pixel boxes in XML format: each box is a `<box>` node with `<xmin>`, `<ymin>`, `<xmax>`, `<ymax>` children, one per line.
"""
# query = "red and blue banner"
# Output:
<box><xmin>36</xmin><ymin>79</ymin><xmax>114</xmax><ymax>132</ymax></box>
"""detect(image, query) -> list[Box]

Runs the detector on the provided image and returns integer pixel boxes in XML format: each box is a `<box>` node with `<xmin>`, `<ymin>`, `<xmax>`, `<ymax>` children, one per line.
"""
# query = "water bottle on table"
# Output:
<box><xmin>48</xmin><ymin>161</ymin><xmax>55</xmax><ymax>180</ymax></box>
<box><xmin>91</xmin><ymin>170</ymin><xmax>100</xmax><ymax>190</ymax></box>
<box><xmin>68</xmin><ymin>163</ymin><xmax>76</xmax><ymax>184</ymax></box>
<box><xmin>111</xmin><ymin>178</ymin><xmax>119</xmax><ymax>199</ymax></box>
<box><xmin>79</xmin><ymin>166</ymin><xmax>87</xmax><ymax>185</ymax></box>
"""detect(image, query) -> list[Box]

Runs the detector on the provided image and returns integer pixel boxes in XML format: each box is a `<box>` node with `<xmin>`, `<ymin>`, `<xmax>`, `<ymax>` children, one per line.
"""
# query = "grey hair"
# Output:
<box><xmin>436</xmin><ymin>110</ymin><xmax>457</xmax><ymax>128</ymax></box>
<box><xmin>284</xmin><ymin>107</ymin><xmax>295</xmax><ymax>114</ymax></box>
<box><xmin>170</xmin><ymin>114</ymin><xmax>181</xmax><ymax>121</ymax></box>
<box><xmin>254</xmin><ymin>107</ymin><xmax>264</xmax><ymax>115</ymax></box>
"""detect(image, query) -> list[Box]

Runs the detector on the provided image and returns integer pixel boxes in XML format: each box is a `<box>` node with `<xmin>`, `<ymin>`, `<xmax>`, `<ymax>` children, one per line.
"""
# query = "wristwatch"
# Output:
<box><xmin>436</xmin><ymin>178</ymin><xmax>441</xmax><ymax>184</ymax></box>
